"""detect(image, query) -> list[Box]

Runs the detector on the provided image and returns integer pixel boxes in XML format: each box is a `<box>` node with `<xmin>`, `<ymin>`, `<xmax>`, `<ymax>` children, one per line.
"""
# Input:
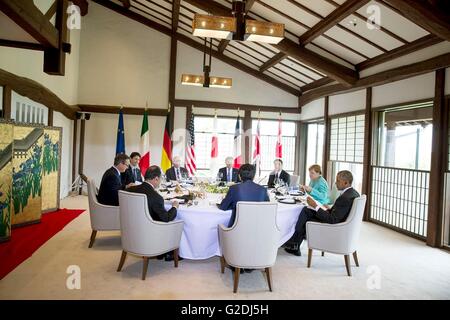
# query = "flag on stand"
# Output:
<box><xmin>185</xmin><ymin>112</ymin><xmax>196</xmax><ymax>176</ymax></box>
<box><xmin>161</xmin><ymin>113</ymin><xmax>172</xmax><ymax>173</ymax></box>
<box><xmin>253</xmin><ymin>117</ymin><xmax>261</xmax><ymax>177</ymax></box>
<box><xmin>139</xmin><ymin>109</ymin><xmax>150</xmax><ymax>175</ymax></box>
<box><xmin>276</xmin><ymin>115</ymin><xmax>282</xmax><ymax>159</ymax></box>
<box><xmin>233</xmin><ymin>114</ymin><xmax>242</xmax><ymax>169</ymax></box>
<box><xmin>210</xmin><ymin>112</ymin><xmax>219</xmax><ymax>175</ymax></box>
<box><xmin>115</xmin><ymin>109</ymin><xmax>125</xmax><ymax>155</ymax></box>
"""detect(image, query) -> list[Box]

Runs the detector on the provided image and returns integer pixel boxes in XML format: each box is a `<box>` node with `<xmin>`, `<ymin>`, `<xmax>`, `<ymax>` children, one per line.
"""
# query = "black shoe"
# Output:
<box><xmin>157</xmin><ymin>254</ymin><xmax>164</xmax><ymax>260</ymax></box>
<box><xmin>243</xmin><ymin>268</ymin><xmax>254</xmax><ymax>273</ymax></box>
<box><xmin>284</xmin><ymin>247</ymin><xmax>301</xmax><ymax>256</ymax></box>
<box><xmin>227</xmin><ymin>266</ymin><xmax>244</xmax><ymax>274</ymax></box>
<box><xmin>164</xmin><ymin>253</ymin><xmax>184</xmax><ymax>262</ymax></box>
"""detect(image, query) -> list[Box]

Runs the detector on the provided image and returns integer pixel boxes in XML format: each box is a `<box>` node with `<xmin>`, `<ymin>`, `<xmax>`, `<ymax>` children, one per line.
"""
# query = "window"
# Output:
<box><xmin>328</xmin><ymin>114</ymin><xmax>364</xmax><ymax>194</ymax></box>
<box><xmin>305</xmin><ymin>122</ymin><xmax>324</xmax><ymax>184</ymax></box>
<box><xmin>252</xmin><ymin>120</ymin><xmax>296</xmax><ymax>177</ymax></box>
<box><xmin>11</xmin><ymin>91</ymin><xmax>48</xmax><ymax>125</ymax></box>
<box><xmin>194</xmin><ymin>116</ymin><xmax>241</xmax><ymax>177</ymax></box>
<box><xmin>378</xmin><ymin>106</ymin><xmax>433</xmax><ymax>170</ymax></box>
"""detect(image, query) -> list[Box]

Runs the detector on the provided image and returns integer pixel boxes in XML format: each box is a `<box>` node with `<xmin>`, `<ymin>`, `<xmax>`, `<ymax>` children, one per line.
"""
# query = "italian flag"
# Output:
<box><xmin>139</xmin><ymin>110</ymin><xmax>150</xmax><ymax>176</ymax></box>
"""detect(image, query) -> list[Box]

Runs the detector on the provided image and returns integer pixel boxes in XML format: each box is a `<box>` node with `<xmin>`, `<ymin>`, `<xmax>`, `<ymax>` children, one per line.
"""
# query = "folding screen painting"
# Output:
<box><xmin>0</xmin><ymin>121</ymin><xmax>13</xmax><ymax>242</ymax></box>
<box><xmin>11</xmin><ymin>124</ymin><xmax>44</xmax><ymax>227</ymax></box>
<box><xmin>41</xmin><ymin>128</ymin><xmax>62</xmax><ymax>212</ymax></box>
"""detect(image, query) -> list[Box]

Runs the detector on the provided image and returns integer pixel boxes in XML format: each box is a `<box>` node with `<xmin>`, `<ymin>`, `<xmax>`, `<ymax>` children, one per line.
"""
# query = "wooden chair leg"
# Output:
<box><xmin>344</xmin><ymin>255</ymin><xmax>352</xmax><ymax>276</ymax></box>
<box><xmin>88</xmin><ymin>230</ymin><xmax>97</xmax><ymax>248</ymax></box>
<box><xmin>233</xmin><ymin>268</ymin><xmax>240</xmax><ymax>293</ymax></box>
<box><xmin>307</xmin><ymin>249</ymin><xmax>313</xmax><ymax>268</ymax></box>
<box><xmin>353</xmin><ymin>251</ymin><xmax>359</xmax><ymax>267</ymax></box>
<box><xmin>117</xmin><ymin>250</ymin><xmax>127</xmax><ymax>272</ymax></box>
<box><xmin>220</xmin><ymin>256</ymin><xmax>225</xmax><ymax>274</ymax></box>
<box><xmin>142</xmin><ymin>257</ymin><xmax>149</xmax><ymax>280</ymax></box>
<box><xmin>321</xmin><ymin>251</ymin><xmax>324</xmax><ymax>256</ymax></box>
<box><xmin>265</xmin><ymin>267</ymin><xmax>273</xmax><ymax>292</ymax></box>
<box><xmin>173</xmin><ymin>249</ymin><xmax>179</xmax><ymax>268</ymax></box>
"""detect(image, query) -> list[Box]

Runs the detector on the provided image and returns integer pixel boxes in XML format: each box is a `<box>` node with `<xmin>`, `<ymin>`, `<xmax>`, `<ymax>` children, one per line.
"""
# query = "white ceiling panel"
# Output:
<box><xmin>306</xmin><ymin>43</ymin><xmax>357</xmax><ymax>68</ymax></box>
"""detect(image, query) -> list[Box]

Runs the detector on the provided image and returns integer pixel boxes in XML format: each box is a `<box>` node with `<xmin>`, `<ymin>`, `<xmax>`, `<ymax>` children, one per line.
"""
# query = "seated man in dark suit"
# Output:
<box><xmin>219</xmin><ymin>163</ymin><xmax>270</xmax><ymax>228</ymax></box>
<box><xmin>284</xmin><ymin>170</ymin><xmax>360</xmax><ymax>256</ymax></box>
<box><xmin>97</xmin><ymin>154</ymin><xmax>132</xmax><ymax>206</ymax></box>
<box><xmin>218</xmin><ymin>156</ymin><xmax>240</xmax><ymax>183</ymax></box>
<box><xmin>128</xmin><ymin>165</ymin><xmax>180</xmax><ymax>262</ymax></box>
<box><xmin>121</xmin><ymin>152</ymin><xmax>143</xmax><ymax>186</ymax></box>
<box><xmin>127</xmin><ymin>165</ymin><xmax>178</xmax><ymax>222</ymax></box>
<box><xmin>267</xmin><ymin>159</ymin><xmax>290</xmax><ymax>188</ymax></box>
<box><xmin>165</xmin><ymin>156</ymin><xmax>189</xmax><ymax>182</ymax></box>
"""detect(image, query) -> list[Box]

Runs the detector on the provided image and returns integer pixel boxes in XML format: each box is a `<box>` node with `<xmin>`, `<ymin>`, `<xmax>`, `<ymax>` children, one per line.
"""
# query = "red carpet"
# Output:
<box><xmin>0</xmin><ymin>208</ymin><xmax>85</xmax><ymax>280</ymax></box>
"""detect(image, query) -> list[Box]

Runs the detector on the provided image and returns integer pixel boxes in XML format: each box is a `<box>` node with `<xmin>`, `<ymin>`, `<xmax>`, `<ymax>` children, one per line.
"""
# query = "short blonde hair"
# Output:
<box><xmin>308</xmin><ymin>164</ymin><xmax>322</xmax><ymax>174</ymax></box>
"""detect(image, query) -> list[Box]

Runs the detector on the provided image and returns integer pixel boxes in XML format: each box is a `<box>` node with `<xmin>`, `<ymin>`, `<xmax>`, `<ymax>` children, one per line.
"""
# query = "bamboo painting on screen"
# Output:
<box><xmin>0</xmin><ymin>121</ymin><xmax>13</xmax><ymax>242</ymax></box>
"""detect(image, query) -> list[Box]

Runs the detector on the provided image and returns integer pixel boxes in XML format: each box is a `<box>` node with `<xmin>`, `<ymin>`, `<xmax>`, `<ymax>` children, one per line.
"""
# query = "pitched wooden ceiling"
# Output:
<box><xmin>95</xmin><ymin>0</ymin><xmax>448</xmax><ymax>97</ymax></box>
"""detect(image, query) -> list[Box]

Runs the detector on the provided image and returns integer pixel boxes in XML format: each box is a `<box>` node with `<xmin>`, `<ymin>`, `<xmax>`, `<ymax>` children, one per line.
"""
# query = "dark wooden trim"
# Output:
<box><xmin>43</xmin><ymin>0</ymin><xmax>69</xmax><ymax>75</ymax></box>
<box><xmin>260</xmin><ymin>52</ymin><xmax>287</xmax><ymax>72</ymax></box>
<box><xmin>0</xmin><ymin>0</ymin><xmax>59</xmax><ymax>48</ymax></box>
<box><xmin>45</xmin><ymin>0</ymin><xmax>58</xmax><ymax>19</ymax></box>
<box><xmin>174</xmin><ymin>99</ymin><xmax>300</xmax><ymax>113</ymax></box>
<box><xmin>171</xmin><ymin>0</ymin><xmax>180</xmax><ymax>32</ymax></box>
<box><xmin>322</xmin><ymin>96</ymin><xmax>330</xmax><ymax>180</ymax></box>
<box><xmin>71</xmin><ymin>0</ymin><xmax>89</xmax><ymax>16</ymax></box>
<box><xmin>243</xmin><ymin>110</ymin><xmax>252</xmax><ymax>163</ymax></box>
<box><xmin>78</xmin><ymin>104</ymin><xmax>169</xmax><ymax>116</ymax></box>
<box><xmin>0</xmin><ymin>39</ymin><xmax>45</xmax><ymax>51</ymax></box>
<box><xmin>301</xmin><ymin>77</ymin><xmax>334</xmax><ymax>92</ymax></box>
<box><xmin>0</xmin><ymin>68</ymin><xmax>79</xmax><ymax>119</ymax></box>
<box><xmin>427</xmin><ymin>69</ymin><xmax>446</xmax><ymax>248</ymax></box>
<box><xmin>362</xmin><ymin>87</ymin><xmax>372</xmax><ymax>221</ymax></box>
<box><xmin>47</xmin><ymin>109</ymin><xmax>54</xmax><ymax>126</ymax></box>
<box><xmin>183</xmin><ymin>0</ymin><xmax>358</xmax><ymax>87</ymax></box>
<box><xmin>298</xmin><ymin>0</ymin><xmax>371</xmax><ymax>45</ymax></box>
<box><xmin>217</xmin><ymin>40</ymin><xmax>229</xmax><ymax>54</ymax></box>
<box><xmin>383</xmin><ymin>0</ymin><xmax>450</xmax><ymax>42</ymax></box>
<box><xmin>119</xmin><ymin>0</ymin><xmax>131</xmax><ymax>9</ymax></box>
<box><xmin>168</xmin><ymin>36</ymin><xmax>177</xmax><ymax>134</ymax></box>
<box><xmin>2</xmin><ymin>85</ymin><xmax>12</xmax><ymax>119</ymax></box>
<box><xmin>299</xmin><ymin>53</ymin><xmax>450</xmax><ymax>106</ymax></box>
<box><xmin>78</xmin><ymin>118</ymin><xmax>86</xmax><ymax>179</ymax></box>
<box><xmin>329</xmin><ymin>109</ymin><xmax>365</xmax><ymax>119</ymax></box>
<box><xmin>72</xmin><ymin>118</ymin><xmax>78</xmax><ymax>183</ymax></box>
<box><xmin>357</xmin><ymin>35</ymin><xmax>443</xmax><ymax>71</ymax></box>
<box><xmin>371</xmin><ymin>97</ymin><xmax>433</xmax><ymax>112</ymax></box>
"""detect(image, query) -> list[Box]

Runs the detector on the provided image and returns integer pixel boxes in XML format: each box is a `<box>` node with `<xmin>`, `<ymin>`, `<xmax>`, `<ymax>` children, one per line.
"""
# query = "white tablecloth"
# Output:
<box><xmin>166</xmin><ymin>197</ymin><xmax>304</xmax><ymax>260</ymax></box>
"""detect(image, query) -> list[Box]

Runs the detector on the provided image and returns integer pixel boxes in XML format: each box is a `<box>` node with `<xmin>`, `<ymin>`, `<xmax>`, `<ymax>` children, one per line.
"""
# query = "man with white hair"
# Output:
<box><xmin>165</xmin><ymin>155</ymin><xmax>189</xmax><ymax>181</ymax></box>
<box><xmin>218</xmin><ymin>156</ymin><xmax>240</xmax><ymax>183</ymax></box>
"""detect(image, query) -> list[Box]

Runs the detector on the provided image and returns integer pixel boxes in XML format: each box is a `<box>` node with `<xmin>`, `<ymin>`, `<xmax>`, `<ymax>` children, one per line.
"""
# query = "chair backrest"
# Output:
<box><xmin>224</xmin><ymin>202</ymin><xmax>280</xmax><ymax>268</ymax></box>
<box><xmin>87</xmin><ymin>179</ymin><xmax>98</xmax><ymax>212</ymax></box>
<box><xmin>289</xmin><ymin>175</ymin><xmax>300</xmax><ymax>187</ymax></box>
<box><xmin>344</xmin><ymin>195</ymin><xmax>367</xmax><ymax>252</ymax></box>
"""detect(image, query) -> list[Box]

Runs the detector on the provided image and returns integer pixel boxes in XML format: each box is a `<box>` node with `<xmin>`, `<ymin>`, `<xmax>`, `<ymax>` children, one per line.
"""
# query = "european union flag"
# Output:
<box><xmin>116</xmin><ymin>110</ymin><xmax>125</xmax><ymax>155</ymax></box>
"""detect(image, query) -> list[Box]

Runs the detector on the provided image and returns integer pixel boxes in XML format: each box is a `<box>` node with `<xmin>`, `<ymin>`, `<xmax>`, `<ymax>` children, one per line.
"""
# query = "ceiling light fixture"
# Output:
<box><xmin>181</xmin><ymin>38</ymin><xmax>232</xmax><ymax>89</ymax></box>
<box><xmin>192</xmin><ymin>0</ymin><xmax>284</xmax><ymax>44</ymax></box>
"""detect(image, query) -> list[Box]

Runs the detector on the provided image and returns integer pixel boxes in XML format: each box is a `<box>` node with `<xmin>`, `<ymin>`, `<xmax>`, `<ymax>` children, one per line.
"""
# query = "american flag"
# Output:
<box><xmin>185</xmin><ymin>112</ymin><xmax>196</xmax><ymax>176</ymax></box>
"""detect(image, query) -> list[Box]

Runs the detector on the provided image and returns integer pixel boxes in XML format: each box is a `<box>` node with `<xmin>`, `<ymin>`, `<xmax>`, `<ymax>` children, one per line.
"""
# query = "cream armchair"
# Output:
<box><xmin>86</xmin><ymin>178</ymin><xmax>120</xmax><ymax>248</ymax></box>
<box><xmin>218</xmin><ymin>202</ymin><xmax>280</xmax><ymax>293</ymax></box>
<box><xmin>306</xmin><ymin>195</ymin><xmax>367</xmax><ymax>276</ymax></box>
<box><xmin>116</xmin><ymin>190</ymin><xmax>184</xmax><ymax>280</ymax></box>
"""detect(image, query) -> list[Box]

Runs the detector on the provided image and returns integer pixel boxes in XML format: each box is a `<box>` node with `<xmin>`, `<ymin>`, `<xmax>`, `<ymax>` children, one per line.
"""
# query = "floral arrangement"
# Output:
<box><xmin>204</xmin><ymin>184</ymin><xmax>229</xmax><ymax>194</ymax></box>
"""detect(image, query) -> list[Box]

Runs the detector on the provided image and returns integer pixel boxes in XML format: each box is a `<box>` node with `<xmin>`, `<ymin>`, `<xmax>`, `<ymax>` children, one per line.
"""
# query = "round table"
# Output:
<box><xmin>166</xmin><ymin>195</ymin><xmax>304</xmax><ymax>260</ymax></box>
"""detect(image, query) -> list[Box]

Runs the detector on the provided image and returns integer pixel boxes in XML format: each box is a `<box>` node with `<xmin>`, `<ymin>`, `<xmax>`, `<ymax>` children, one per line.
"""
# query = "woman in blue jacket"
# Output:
<box><xmin>300</xmin><ymin>164</ymin><xmax>329</xmax><ymax>205</ymax></box>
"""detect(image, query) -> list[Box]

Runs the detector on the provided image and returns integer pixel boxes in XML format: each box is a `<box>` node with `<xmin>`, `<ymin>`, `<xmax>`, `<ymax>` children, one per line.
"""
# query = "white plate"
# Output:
<box><xmin>279</xmin><ymin>198</ymin><xmax>296</xmax><ymax>204</ymax></box>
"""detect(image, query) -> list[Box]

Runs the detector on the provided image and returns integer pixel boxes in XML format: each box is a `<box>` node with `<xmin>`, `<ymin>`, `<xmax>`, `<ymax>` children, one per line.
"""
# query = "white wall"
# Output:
<box><xmin>372</xmin><ymin>73</ymin><xmax>435</xmax><ymax>108</ymax></box>
<box><xmin>77</xmin><ymin>1</ymin><xmax>170</xmax><ymax>108</ymax></box>
<box><xmin>53</xmin><ymin>112</ymin><xmax>74</xmax><ymax>198</ymax></box>
<box><xmin>329</xmin><ymin>90</ymin><xmax>366</xmax><ymax>115</ymax></box>
<box><xmin>299</xmin><ymin>98</ymin><xmax>325</xmax><ymax>121</ymax></box>
<box><xmin>175</xmin><ymin>42</ymin><xmax>298</xmax><ymax>108</ymax></box>
<box><xmin>83</xmin><ymin>113</ymin><xmax>165</xmax><ymax>185</ymax></box>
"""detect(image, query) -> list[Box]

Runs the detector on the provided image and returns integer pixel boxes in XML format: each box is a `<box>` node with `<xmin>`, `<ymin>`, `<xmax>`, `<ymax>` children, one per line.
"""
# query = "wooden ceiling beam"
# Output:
<box><xmin>301</xmin><ymin>77</ymin><xmax>335</xmax><ymax>92</ymax></box>
<box><xmin>298</xmin><ymin>0</ymin><xmax>371</xmax><ymax>45</ymax></box>
<box><xmin>93</xmin><ymin>0</ymin><xmax>300</xmax><ymax>96</ymax></box>
<box><xmin>382</xmin><ymin>0</ymin><xmax>450</xmax><ymax>42</ymax></box>
<box><xmin>183</xmin><ymin>0</ymin><xmax>358</xmax><ymax>86</ymax></box>
<box><xmin>260</xmin><ymin>52</ymin><xmax>287</xmax><ymax>72</ymax></box>
<box><xmin>172</xmin><ymin>0</ymin><xmax>180</xmax><ymax>32</ymax></box>
<box><xmin>357</xmin><ymin>34</ymin><xmax>443</xmax><ymax>71</ymax></box>
<box><xmin>119</xmin><ymin>0</ymin><xmax>131</xmax><ymax>9</ymax></box>
<box><xmin>71</xmin><ymin>0</ymin><xmax>89</xmax><ymax>16</ymax></box>
<box><xmin>0</xmin><ymin>0</ymin><xmax>59</xmax><ymax>48</ymax></box>
<box><xmin>299</xmin><ymin>52</ymin><xmax>450</xmax><ymax>106</ymax></box>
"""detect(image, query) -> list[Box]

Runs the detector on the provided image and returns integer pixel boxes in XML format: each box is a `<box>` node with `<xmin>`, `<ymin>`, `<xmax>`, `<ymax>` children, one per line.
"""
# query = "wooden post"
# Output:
<box><xmin>427</xmin><ymin>69</ymin><xmax>447</xmax><ymax>247</ymax></box>
<box><xmin>78</xmin><ymin>117</ymin><xmax>86</xmax><ymax>195</ymax></box>
<box><xmin>2</xmin><ymin>85</ymin><xmax>12</xmax><ymax>119</ymax></box>
<box><xmin>168</xmin><ymin>36</ymin><xmax>177</xmax><ymax>135</ymax></box>
<box><xmin>47</xmin><ymin>109</ymin><xmax>54</xmax><ymax>126</ymax></box>
<box><xmin>362</xmin><ymin>87</ymin><xmax>373</xmax><ymax>221</ymax></box>
<box><xmin>243</xmin><ymin>110</ymin><xmax>252</xmax><ymax>164</ymax></box>
<box><xmin>322</xmin><ymin>96</ymin><xmax>330</xmax><ymax>181</ymax></box>
<box><xmin>72</xmin><ymin>118</ymin><xmax>78</xmax><ymax>183</ymax></box>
